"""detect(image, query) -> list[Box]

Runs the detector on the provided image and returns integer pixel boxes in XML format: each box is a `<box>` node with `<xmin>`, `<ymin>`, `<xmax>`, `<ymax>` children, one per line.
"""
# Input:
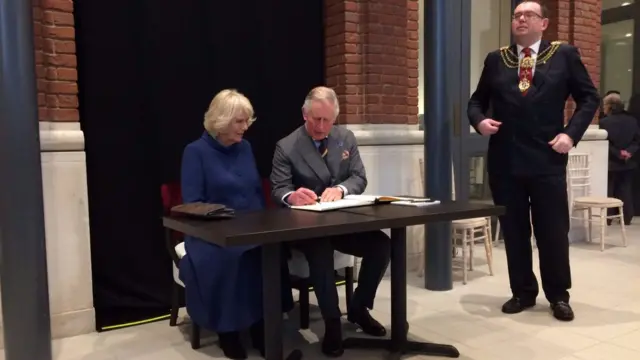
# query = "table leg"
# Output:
<box><xmin>343</xmin><ymin>227</ymin><xmax>460</xmax><ymax>359</ymax></box>
<box><xmin>262</xmin><ymin>243</ymin><xmax>303</xmax><ymax>360</ymax></box>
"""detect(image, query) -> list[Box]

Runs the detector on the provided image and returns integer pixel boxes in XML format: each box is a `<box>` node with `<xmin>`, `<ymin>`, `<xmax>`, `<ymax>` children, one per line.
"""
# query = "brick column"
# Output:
<box><xmin>545</xmin><ymin>0</ymin><xmax>602</xmax><ymax>123</ymax></box>
<box><xmin>33</xmin><ymin>0</ymin><xmax>79</xmax><ymax>122</ymax></box>
<box><xmin>325</xmin><ymin>0</ymin><xmax>419</xmax><ymax>125</ymax></box>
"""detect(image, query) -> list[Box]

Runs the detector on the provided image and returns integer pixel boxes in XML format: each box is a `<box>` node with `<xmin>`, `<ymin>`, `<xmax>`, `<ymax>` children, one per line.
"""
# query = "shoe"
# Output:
<box><xmin>218</xmin><ymin>331</ymin><xmax>247</xmax><ymax>359</ymax></box>
<box><xmin>347</xmin><ymin>308</ymin><xmax>387</xmax><ymax>337</ymax></box>
<box><xmin>249</xmin><ymin>320</ymin><xmax>265</xmax><ymax>357</ymax></box>
<box><xmin>501</xmin><ymin>297</ymin><xmax>536</xmax><ymax>314</ymax></box>
<box><xmin>321</xmin><ymin>318</ymin><xmax>344</xmax><ymax>357</ymax></box>
<box><xmin>551</xmin><ymin>301</ymin><xmax>574</xmax><ymax>321</ymax></box>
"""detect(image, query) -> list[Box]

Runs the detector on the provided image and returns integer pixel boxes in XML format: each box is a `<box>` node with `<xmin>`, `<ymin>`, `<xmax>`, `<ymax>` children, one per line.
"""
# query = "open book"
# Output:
<box><xmin>290</xmin><ymin>194</ymin><xmax>440</xmax><ymax>212</ymax></box>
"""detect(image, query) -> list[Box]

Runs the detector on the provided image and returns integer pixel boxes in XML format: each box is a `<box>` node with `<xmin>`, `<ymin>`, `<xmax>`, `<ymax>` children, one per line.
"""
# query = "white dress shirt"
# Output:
<box><xmin>517</xmin><ymin>39</ymin><xmax>541</xmax><ymax>76</ymax></box>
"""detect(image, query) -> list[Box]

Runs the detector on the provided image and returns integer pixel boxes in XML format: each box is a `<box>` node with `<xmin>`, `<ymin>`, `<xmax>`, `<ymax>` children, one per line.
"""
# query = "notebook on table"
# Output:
<box><xmin>290</xmin><ymin>195</ymin><xmax>440</xmax><ymax>212</ymax></box>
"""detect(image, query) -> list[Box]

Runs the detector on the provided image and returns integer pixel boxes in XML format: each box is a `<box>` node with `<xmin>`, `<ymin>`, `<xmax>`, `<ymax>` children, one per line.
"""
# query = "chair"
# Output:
<box><xmin>451</xmin><ymin>218</ymin><xmax>494</xmax><ymax>284</ymax></box>
<box><xmin>416</xmin><ymin>158</ymin><xmax>494</xmax><ymax>282</ymax></box>
<box><xmin>161</xmin><ymin>183</ymin><xmax>201</xmax><ymax>350</ymax></box>
<box><xmin>568</xmin><ymin>153</ymin><xmax>627</xmax><ymax>251</ymax></box>
<box><xmin>261</xmin><ymin>180</ymin><xmax>355</xmax><ymax>329</ymax></box>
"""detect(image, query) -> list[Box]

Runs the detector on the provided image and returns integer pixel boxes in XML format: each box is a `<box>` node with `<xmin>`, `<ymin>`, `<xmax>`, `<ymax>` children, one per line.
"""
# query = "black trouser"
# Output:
<box><xmin>608</xmin><ymin>169</ymin><xmax>634</xmax><ymax>225</ymax></box>
<box><xmin>489</xmin><ymin>172</ymin><xmax>571</xmax><ymax>304</ymax></box>
<box><xmin>291</xmin><ymin>231</ymin><xmax>390</xmax><ymax>319</ymax></box>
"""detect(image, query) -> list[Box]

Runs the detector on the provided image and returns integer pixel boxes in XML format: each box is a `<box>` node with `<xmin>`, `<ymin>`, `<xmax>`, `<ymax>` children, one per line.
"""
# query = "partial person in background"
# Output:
<box><xmin>599</xmin><ymin>90</ymin><xmax>621</xmax><ymax>119</ymax></box>
<box><xmin>626</xmin><ymin>94</ymin><xmax>640</xmax><ymax>215</ymax></box>
<box><xmin>180</xmin><ymin>89</ymin><xmax>293</xmax><ymax>359</ymax></box>
<box><xmin>600</xmin><ymin>94</ymin><xmax>640</xmax><ymax>225</ymax></box>
<box><xmin>627</xmin><ymin>93</ymin><xmax>640</xmax><ymax>129</ymax></box>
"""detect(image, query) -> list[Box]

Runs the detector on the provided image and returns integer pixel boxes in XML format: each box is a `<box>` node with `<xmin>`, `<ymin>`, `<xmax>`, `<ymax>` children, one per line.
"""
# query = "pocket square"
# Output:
<box><xmin>341</xmin><ymin>150</ymin><xmax>350</xmax><ymax>160</ymax></box>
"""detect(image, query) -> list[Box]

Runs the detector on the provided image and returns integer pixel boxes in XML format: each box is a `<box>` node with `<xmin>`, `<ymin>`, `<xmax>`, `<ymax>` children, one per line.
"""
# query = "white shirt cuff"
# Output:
<box><xmin>337</xmin><ymin>185</ymin><xmax>348</xmax><ymax>197</ymax></box>
<box><xmin>281</xmin><ymin>191</ymin><xmax>294</xmax><ymax>207</ymax></box>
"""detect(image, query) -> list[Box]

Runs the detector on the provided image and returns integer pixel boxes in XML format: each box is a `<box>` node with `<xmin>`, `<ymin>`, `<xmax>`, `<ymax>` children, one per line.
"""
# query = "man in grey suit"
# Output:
<box><xmin>271</xmin><ymin>86</ymin><xmax>390</xmax><ymax>357</ymax></box>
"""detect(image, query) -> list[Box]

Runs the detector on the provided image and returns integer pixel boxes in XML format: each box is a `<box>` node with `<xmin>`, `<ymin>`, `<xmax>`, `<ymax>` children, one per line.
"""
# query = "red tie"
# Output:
<box><xmin>519</xmin><ymin>47</ymin><xmax>533</xmax><ymax>96</ymax></box>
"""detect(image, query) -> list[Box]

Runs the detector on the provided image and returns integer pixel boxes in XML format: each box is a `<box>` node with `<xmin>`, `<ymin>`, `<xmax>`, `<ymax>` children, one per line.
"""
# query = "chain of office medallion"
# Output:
<box><xmin>499</xmin><ymin>41</ymin><xmax>563</xmax><ymax>69</ymax></box>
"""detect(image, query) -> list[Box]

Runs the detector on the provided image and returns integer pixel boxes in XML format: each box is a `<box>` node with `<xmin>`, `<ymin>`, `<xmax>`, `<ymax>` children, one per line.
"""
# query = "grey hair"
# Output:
<box><xmin>607</xmin><ymin>96</ymin><xmax>626</xmax><ymax>114</ymax></box>
<box><xmin>603</xmin><ymin>92</ymin><xmax>621</xmax><ymax>105</ymax></box>
<box><xmin>302</xmin><ymin>86</ymin><xmax>340</xmax><ymax>118</ymax></box>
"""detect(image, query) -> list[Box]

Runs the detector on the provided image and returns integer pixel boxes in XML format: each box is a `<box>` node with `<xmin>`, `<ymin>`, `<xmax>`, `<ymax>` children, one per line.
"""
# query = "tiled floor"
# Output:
<box><xmin>5</xmin><ymin>221</ymin><xmax>640</xmax><ymax>360</ymax></box>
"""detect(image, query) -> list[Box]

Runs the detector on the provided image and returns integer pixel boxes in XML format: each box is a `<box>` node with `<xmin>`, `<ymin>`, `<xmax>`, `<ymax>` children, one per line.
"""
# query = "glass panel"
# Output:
<box><xmin>603</xmin><ymin>0</ymin><xmax>634</xmax><ymax>10</ymax></box>
<box><xmin>468</xmin><ymin>154</ymin><xmax>492</xmax><ymax>203</ymax></box>
<box><xmin>601</xmin><ymin>20</ymin><xmax>634</xmax><ymax>104</ymax></box>
<box><xmin>468</xmin><ymin>0</ymin><xmax>512</xmax><ymax>133</ymax></box>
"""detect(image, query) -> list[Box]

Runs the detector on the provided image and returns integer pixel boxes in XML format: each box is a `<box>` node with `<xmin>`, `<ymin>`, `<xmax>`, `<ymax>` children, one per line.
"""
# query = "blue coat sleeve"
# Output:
<box><xmin>181</xmin><ymin>144</ymin><xmax>206</xmax><ymax>203</ymax></box>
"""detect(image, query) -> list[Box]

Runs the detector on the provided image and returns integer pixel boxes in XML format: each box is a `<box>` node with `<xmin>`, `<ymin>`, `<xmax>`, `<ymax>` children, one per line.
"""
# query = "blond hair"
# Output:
<box><xmin>302</xmin><ymin>86</ymin><xmax>340</xmax><ymax>118</ymax></box>
<box><xmin>204</xmin><ymin>89</ymin><xmax>256</xmax><ymax>135</ymax></box>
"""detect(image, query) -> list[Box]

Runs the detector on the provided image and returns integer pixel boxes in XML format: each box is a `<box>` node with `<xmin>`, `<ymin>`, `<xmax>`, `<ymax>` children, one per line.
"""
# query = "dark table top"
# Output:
<box><xmin>163</xmin><ymin>202</ymin><xmax>504</xmax><ymax>247</ymax></box>
<box><xmin>339</xmin><ymin>202</ymin><xmax>505</xmax><ymax>228</ymax></box>
<box><xmin>163</xmin><ymin>207</ymin><xmax>388</xmax><ymax>247</ymax></box>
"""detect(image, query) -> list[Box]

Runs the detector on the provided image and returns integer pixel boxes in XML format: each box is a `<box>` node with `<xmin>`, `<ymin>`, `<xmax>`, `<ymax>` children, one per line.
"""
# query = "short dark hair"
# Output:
<box><xmin>518</xmin><ymin>0</ymin><xmax>549</xmax><ymax>18</ymax></box>
<box><xmin>605</xmin><ymin>90</ymin><xmax>621</xmax><ymax>96</ymax></box>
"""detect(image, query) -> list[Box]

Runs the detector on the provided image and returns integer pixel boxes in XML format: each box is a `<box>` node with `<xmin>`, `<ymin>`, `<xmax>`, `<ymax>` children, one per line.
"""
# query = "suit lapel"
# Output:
<box><xmin>527</xmin><ymin>40</ymin><xmax>551</xmax><ymax>98</ymax></box>
<box><xmin>506</xmin><ymin>44</ymin><xmax>522</xmax><ymax>96</ymax></box>
<box><xmin>297</xmin><ymin>128</ymin><xmax>332</xmax><ymax>184</ymax></box>
<box><xmin>325</xmin><ymin>130</ymin><xmax>343</xmax><ymax>185</ymax></box>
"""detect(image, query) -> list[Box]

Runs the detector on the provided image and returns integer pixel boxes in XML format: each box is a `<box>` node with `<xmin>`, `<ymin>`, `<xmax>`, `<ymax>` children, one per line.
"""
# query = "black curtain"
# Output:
<box><xmin>74</xmin><ymin>0</ymin><xmax>324</xmax><ymax>329</ymax></box>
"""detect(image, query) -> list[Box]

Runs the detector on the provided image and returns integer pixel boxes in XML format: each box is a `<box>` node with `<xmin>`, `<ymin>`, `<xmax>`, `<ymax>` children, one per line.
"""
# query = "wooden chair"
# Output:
<box><xmin>416</xmin><ymin>159</ymin><xmax>494</xmax><ymax>282</ymax></box>
<box><xmin>451</xmin><ymin>217</ymin><xmax>494</xmax><ymax>284</ymax></box>
<box><xmin>161</xmin><ymin>183</ymin><xmax>201</xmax><ymax>350</ymax></box>
<box><xmin>568</xmin><ymin>153</ymin><xmax>627</xmax><ymax>251</ymax></box>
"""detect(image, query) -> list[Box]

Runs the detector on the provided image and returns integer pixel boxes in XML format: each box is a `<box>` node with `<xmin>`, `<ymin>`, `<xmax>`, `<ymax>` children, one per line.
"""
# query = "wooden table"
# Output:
<box><xmin>163</xmin><ymin>202</ymin><xmax>504</xmax><ymax>360</ymax></box>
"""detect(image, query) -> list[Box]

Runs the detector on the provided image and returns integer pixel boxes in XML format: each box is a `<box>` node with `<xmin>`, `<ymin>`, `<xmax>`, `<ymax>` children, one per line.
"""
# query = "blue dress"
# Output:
<box><xmin>179</xmin><ymin>132</ymin><xmax>293</xmax><ymax>333</ymax></box>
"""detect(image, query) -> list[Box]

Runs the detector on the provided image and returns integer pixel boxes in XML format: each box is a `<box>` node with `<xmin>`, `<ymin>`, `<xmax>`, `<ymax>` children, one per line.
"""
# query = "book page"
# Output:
<box><xmin>290</xmin><ymin>198</ymin><xmax>374</xmax><ymax>212</ymax></box>
<box><xmin>345</xmin><ymin>195</ymin><xmax>432</xmax><ymax>203</ymax></box>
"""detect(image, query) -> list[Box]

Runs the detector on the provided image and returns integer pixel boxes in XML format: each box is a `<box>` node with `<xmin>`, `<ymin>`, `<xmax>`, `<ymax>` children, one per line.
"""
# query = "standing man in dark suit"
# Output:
<box><xmin>600</xmin><ymin>94</ymin><xmax>640</xmax><ymax>225</ymax></box>
<box><xmin>467</xmin><ymin>0</ymin><xmax>599</xmax><ymax>321</ymax></box>
<box><xmin>270</xmin><ymin>86</ymin><xmax>390</xmax><ymax>357</ymax></box>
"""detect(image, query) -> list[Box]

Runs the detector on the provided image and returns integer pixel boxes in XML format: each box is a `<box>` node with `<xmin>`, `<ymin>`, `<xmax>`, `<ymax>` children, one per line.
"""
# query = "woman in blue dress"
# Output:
<box><xmin>179</xmin><ymin>89</ymin><xmax>293</xmax><ymax>359</ymax></box>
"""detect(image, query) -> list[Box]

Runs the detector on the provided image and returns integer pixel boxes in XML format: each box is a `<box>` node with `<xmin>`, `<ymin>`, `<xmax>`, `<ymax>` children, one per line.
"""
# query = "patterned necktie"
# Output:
<box><xmin>518</xmin><ymin>47</ymin><xmax>533</xmax><ymax>96</ymax></box>
<box><xmin>318</xmin><ymin>138</ymin><xmax>328</xmax><ymax>159</ymax></box>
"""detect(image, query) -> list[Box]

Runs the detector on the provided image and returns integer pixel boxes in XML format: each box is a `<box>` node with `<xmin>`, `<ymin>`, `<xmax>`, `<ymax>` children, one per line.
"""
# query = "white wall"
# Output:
<box><xmin>0</xmin><ymin>122</ymin><xmax>95</xmax><ymax>348</ymax></box>
<box><xmin>601</xmin><ymin>20</ymin><xmax>634</xmax><ymax>103</ymax></box>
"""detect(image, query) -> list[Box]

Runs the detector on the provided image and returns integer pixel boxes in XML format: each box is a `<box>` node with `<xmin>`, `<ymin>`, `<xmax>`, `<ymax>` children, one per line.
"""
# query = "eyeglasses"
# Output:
<box><xmin>512</xmin><ymin>11</ymin><xmax>543</xmax><ymax>20</ymax></box>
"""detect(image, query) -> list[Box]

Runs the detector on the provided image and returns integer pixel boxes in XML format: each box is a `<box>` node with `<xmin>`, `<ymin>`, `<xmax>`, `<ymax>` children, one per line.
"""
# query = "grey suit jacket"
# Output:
<box><xmin>270</xmin><ymin>125</ymin><xmax>367</xmax><ymax>205</ymax></box>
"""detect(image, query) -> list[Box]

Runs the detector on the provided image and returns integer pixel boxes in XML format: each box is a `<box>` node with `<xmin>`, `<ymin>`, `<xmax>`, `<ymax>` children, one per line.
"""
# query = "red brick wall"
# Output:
<box><xmin>545</xmin><ymin>0</ymin><xmax>602</xmax><ymax>123</ymax></box>
<box><xmin>325</xmin><ymin>0</ymin><xmax>419</xmax><ymax>125</ymax></box>
<box><xmin>33</xmin><ymin>0</ymin><xmax>79</xmax><ymax>122</ymax></box>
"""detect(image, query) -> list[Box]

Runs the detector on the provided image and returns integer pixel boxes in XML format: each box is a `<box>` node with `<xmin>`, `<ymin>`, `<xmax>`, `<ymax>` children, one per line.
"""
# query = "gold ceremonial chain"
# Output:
<box><xmin>499</xmin><ymin>40</ymin><xmax>564</xmax><ymax>69</ymax></box>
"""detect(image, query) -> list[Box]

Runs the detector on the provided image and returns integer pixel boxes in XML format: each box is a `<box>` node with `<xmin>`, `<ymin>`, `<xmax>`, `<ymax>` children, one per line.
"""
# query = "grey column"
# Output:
<box><xmin>0</xmin><ymin>0</ymin><xmax>53</xmax><ymax>359</ymax></box>
<box><xmin>423</xmin><ymin>0</ymin><xmax>463</xmax><ymax>290</ymax></box>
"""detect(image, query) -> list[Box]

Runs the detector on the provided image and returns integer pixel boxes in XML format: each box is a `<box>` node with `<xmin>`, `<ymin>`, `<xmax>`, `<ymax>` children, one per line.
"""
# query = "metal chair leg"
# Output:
<box><xmin>170</xmin><ymin>282</ymin><xmax>180</xmax><ymax>326</ymax></box>
<box><xmin>344</xmin><ymin>267</ymin><xmax>354</xmax><ymax>310</ymax></box>
<box><xmin>299</xmin><ymin>283</ymin><xmax>310</xmax><ymax>329</ymax></box>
